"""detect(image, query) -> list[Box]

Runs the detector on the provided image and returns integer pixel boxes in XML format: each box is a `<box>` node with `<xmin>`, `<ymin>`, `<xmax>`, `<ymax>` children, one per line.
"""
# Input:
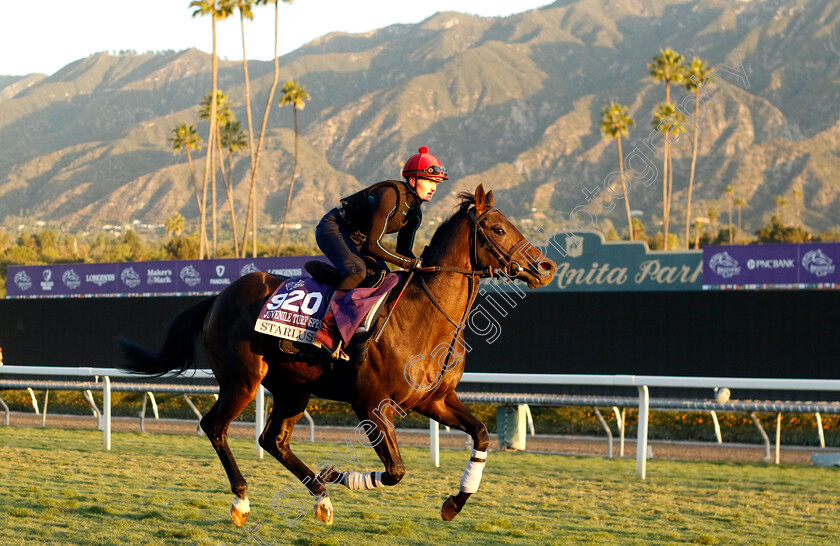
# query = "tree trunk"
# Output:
<box><xmin>199</xmin><ymin>19</ymin><xmax>219</xmax><ymax>259</ymax></box>
<box><xmin>685</xmin><ymin>95</ymin><xmax>699</xmax><ymax>249</ymax></box>
<box><xmin>618</xmin><ymin>136</ymin><xmax>633</xmax><ymax>240</ymax></box>
<box><xmin>277</xmin><ymin>106</ymin><xmax>299</xmax><ymax>254</ymax></box>
<box><xmin>242</xmin><ymin>1</ymin><xmax>281</xmax><ymax>258</ymax></box>
<box><xmin>225</xmin><ymin>149</ymin><xmax>239</xmax><ymax>253</ymax></box>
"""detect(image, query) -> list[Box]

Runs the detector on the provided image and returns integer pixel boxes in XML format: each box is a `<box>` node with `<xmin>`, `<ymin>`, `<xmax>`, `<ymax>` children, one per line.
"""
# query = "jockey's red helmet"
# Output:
<box><xmin>402</xmin><ymin>146</ymin><xmax>448</xmax><ymax>182</ymax></box>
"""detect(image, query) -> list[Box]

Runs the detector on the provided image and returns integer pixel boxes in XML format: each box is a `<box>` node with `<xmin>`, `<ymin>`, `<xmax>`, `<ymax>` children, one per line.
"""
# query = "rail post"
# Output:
<box><xmin>636</xmin><ymin>385</ymin><xmax>649</xmax><ymax>479</ymax></box>
<box><xmin>103</xmin><ymin>376</ymin><xmax>111</xmax><ymax>450</ymax></box>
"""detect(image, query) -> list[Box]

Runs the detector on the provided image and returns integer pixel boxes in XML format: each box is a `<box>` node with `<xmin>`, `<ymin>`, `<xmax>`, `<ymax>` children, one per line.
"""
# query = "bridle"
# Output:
<box><xmin>373</xmin><ymin>205</ymin><xmax>542</xmax><ymax>344</ymax></box>
<box><xmin>416</xmin><ymin>206</ymin><xmax>541</xmax><ymax>280</ymax></box>
<box><xmin>413</xmin><ymin>206</ymin><xmax>541</xmax><ymax>330</ymax></box>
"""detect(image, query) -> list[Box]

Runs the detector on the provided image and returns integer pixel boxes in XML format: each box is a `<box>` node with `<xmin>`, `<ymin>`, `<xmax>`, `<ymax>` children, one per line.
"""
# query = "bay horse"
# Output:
<box><xmin>118</xmin><ymin>184</ymin><xmax>556</xmax><ymax>526</ymax></box>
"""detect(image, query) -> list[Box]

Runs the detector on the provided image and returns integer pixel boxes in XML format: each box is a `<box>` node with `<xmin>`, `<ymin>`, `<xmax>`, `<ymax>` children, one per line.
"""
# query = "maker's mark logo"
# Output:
<box><xmin>14</xmin><ymin>270</ymin><xmax>32</xmax><ymax>290</ymax></box>
<box><xmin>709</xmin><ymin>252</ymin><xmax>741</xmax><ymax>278</ymax></box>
<box><xmin>802</xmin><ymin>249</ymin><xmax>835</xmax><ymax>277</ymax></box>
<box><xmin>180</xmin><ymin>265</ymin><xmax>201</xmax><ymax>287</ymax></box>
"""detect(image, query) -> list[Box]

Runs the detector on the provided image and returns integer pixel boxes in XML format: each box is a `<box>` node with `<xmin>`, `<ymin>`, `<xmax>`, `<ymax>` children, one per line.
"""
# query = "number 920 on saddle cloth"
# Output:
<box><xmin>255</xmin><ymin>276</ymin><xmax>332</xmax><ymax>344</ymax></box>
<box><xmin>255</xmin><ymin>273</ymin><xmax>400</xmax><ymax>352</ymax></box>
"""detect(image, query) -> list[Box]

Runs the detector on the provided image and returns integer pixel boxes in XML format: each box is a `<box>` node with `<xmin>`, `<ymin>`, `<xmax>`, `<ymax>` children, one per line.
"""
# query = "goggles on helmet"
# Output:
<box><xmin>405</xmin><ymin>165</ymin><xmax>447</xmax><ymax>178</ymax></box>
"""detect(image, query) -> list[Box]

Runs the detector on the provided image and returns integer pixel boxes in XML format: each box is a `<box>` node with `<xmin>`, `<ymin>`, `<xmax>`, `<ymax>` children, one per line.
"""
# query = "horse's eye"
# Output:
<box><xmin>492</xmin><ymin>226</ymin><xmax>504</xmax><ymax>235</ymax></box>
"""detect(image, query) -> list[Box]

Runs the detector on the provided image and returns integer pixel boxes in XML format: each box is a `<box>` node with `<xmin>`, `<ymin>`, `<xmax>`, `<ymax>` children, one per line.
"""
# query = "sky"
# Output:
<box><xmin>0</xmin><ymin>0</ymin><xmax>556</xmax><ymax>76</ymax></box>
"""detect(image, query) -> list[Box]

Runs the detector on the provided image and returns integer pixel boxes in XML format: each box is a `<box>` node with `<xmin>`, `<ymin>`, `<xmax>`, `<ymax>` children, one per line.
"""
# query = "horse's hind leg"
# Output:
<box><xmin>201</xmin><ymin>381</ymin><xmax>261</xmax><ymax>527</ymax></box>
<box><xmin>258</xmin><ymin>386</ymin><xmax>335</xmax><ymax>525</ymax></box>
<box><xmin>415</xmin><ymin>391</ymin><xmax>490</xmax><ymax>521</ymax></box>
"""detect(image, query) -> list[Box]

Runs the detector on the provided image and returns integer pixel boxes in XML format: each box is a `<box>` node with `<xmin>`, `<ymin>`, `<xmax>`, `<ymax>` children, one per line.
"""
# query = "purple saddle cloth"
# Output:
<box><xmin>333</xmin><ymin>272</ymin><xmax>401</xmax><ymax>344</ymax></box>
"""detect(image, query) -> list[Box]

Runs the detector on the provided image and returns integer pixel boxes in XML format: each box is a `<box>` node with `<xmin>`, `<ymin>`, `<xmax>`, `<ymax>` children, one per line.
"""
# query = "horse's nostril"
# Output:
<box><xmin>540</xmin><ymin>262</ymin><xmax>553</xmax><ymax>270</ymax></box>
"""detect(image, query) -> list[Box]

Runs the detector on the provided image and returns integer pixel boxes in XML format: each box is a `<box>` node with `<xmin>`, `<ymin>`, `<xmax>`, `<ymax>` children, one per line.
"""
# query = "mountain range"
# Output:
<box><xmin>1</xmin><ymin>0</ymin><xmax>838</xmax><ymax>246</ymax></box>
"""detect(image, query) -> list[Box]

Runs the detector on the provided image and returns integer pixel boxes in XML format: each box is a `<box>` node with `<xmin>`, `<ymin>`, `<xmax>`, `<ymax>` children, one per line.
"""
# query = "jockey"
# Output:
<box><xmin>314</xmin><ymin>145</ymin><xmax>448</xmax><ymax>354</ymax></box>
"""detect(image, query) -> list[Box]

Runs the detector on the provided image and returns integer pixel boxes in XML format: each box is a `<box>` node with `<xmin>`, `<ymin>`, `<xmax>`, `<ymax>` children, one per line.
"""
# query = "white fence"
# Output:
<box><xmin>3</xmin><ymin>366</ymin><xmax>840</xmax><ymax>479</ymax></box>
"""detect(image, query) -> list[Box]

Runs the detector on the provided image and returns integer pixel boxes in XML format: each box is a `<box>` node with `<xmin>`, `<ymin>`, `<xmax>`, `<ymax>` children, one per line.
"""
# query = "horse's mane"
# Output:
<box><xmin>425</xmin><ymin>192</ymin><xmax>475</xmax><ymax>260</ymax></box>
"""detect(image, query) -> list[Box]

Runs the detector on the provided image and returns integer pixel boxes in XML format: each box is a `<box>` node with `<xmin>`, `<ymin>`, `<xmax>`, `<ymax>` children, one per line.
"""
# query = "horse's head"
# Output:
<box><xmin>467</xmin><ymin>184</ymin><xmax>557</xmax><ymax>289</ymax></box>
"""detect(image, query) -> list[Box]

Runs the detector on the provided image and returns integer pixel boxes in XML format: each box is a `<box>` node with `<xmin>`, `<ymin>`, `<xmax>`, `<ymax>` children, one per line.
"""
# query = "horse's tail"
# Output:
<box><xmin>117</xmin><ymin>296</ymin><xmax>216</xmax><ymax>377</ymax></box>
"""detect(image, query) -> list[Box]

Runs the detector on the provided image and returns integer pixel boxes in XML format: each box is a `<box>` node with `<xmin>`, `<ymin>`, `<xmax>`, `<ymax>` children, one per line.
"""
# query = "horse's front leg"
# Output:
<box><xmin>318</xmin><ymin>401</ymin><xmax>407</xmax><ymax>494</ymax></box>
<box><xmin>416</xmin><ymin>391</ymin><xmax>490</xmax><ymax>521</ymax></box>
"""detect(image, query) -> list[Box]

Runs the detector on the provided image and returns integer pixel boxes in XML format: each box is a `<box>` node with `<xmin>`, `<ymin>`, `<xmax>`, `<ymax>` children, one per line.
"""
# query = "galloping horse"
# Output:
<box><xmin>118</xmin><ymin>185</ymin><xmax>556</xmax><ymax>526</ymax></box>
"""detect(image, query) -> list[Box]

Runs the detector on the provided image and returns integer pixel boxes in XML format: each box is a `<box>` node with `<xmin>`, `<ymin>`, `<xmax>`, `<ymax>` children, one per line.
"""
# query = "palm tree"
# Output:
<box><xmin>600</xmin><ymin>102</ymin><xmax>635</xmax><ymax>240</ymax></box>
<box><xmin>220</xmin><ymin>120</ymin><xmax>249</xmax><ymax>253</ymax></box>
<box><xmin>165</xmin><ymin>212</ymin><xmax>186</xmax><ymax>237</ymax></box>
<box><xmin>652</xmin><ymin>103</ymin><xmax>686</xmax><ymax>246</ymax></box>
<box><xmin>683</xmin><ymin>57</ymin><xmax>712</xmax><ymax>249</ymax></box>
<box><xmin>241</xmin><ymin>0</ymin><xmax>293</xmax><ymax>258</ymax></box>
<box><xmin>693</xmin><ymin>219</ymin><xmax>704</xmax><ymax>249</ymax></box>
<box><xmin>649</xmin><ymin>49</ymin><xmax>685</xmax><ymax>250</ymax></box>
<box><xmin>724</xmin><ymin>185</ymin><xmax>734</xmax><ymax>244</ymax></box>
<box><xmin>648</xmin><ymin>48</ymin><xmax>686</xmax><ymax>104</ymax></box>
<box><xmin>789</xmin><ymin>188</ymin><xmax>802</xmax><ymax>225</ymax></box>
<box><xmin>199</xmin><ymin>90</ymin><xmax>235</xmax><ymax>257</ymax></box>
<box><xmin>169</xmin><ymin>123</ymin><xmax>203</xmax><ymax>209</ymax></box>
<box><xmin>708</xmin><ymin>205</ymin><xmax>720</xmax><ymax>235</ymax></box>
<box><xmin>168</xmin><ymin>124</ymin><xmax>207</xmax><ymax>248</ymax></box>
<box><xmin>190</xmin><ymin>0</ymin><xmax>234</xmax><ymax>258</ymax></box>
<box><xmin>734</xmin><ymin>197</ymin><xmax>746</xmax><ymax>232</ymax></box>
<box><xmin>276</xmin><ymin>79</ymin><xmax>310</xmax><ymax>254</ymax></box>
<box><xmin>775</xmin><ymin>196</ymin><xmax>788</xmax><ymax>223</ymax></box>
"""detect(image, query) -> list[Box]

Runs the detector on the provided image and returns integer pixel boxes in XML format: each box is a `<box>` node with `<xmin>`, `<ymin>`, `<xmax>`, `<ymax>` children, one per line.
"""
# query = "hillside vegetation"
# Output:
<box><xmin>1</xmin><ymin>0</ymin><xmax>838</xmax><ymax>249</ymax></box>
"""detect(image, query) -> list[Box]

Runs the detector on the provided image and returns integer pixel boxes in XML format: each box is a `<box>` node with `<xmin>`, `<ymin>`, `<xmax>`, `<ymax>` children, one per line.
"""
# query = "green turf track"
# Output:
<box><xmin>0</xmin><ymin>427</ymin><xmax>837</xmax><ymax>545</ymax></box>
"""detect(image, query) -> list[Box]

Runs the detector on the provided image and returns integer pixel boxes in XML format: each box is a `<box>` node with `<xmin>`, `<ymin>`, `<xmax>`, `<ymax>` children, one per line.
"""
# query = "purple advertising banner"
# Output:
<box><xmin>6</xmin><ymin>256</ymin><xmax>324</xmax><ymax>298</ymax></box>
<box><xmin>703</xmin><ymin>243</ymin><xmax>840</xmax><ymax>288</ymax></box>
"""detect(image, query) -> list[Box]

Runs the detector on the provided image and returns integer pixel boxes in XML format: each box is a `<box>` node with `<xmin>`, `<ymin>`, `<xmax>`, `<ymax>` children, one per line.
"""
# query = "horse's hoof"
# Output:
<box><xmin>315</xmin><ymin>496</ymin><xmax>334</xmax><ymax>525</ymax></box>
<box><xmin>230</xmin><ymin>503</ymin><xmax>249</xmax><ymax>527</ymax></box>
<box><xmin>441</xmin><ymin>495</ymin><xmax>462</xmax><ymax>521</ymax></box>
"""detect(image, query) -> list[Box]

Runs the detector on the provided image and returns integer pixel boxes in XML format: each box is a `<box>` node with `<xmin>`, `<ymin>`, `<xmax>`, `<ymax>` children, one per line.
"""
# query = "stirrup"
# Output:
<box><xmin>330</xmin><ymin>340</ymin><xmax>350</xmax><ymax>361</ymax></box>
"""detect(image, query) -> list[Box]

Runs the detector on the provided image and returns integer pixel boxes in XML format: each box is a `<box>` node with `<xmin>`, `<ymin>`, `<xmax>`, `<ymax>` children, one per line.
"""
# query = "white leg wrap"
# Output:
<box><xmin>459</xmin><ymin>449</ymin><xmax>487</xmax><ymax>494</ymax></box>
<box><xmin>233</xmin><ymin>496</ymin><xmax>250</xmax><ymax>514</ymax></box>
<box><xmin>342</xmin><ymin>471</ymin><xmax>384</xmax><ymax>490</ymax></box>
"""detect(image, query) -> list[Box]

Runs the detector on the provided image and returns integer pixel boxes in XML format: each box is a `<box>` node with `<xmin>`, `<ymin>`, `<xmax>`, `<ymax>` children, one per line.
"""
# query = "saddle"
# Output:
<box><xmin>261</xmin><ymin>257</ymin><xmax>397</xmax><ymax>365</ymax></box>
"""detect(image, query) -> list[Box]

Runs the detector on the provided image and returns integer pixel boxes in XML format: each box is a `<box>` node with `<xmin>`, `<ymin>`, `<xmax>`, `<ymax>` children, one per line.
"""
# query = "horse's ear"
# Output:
<box><xmin>485</xmin><ymin>190</ymin><xmax>495</xmax><ymax>209</ymax></box>
<box><xmin>475</xmin><ymin>184</ymin><xmax>488</xmax><ymax>214</ymax></box>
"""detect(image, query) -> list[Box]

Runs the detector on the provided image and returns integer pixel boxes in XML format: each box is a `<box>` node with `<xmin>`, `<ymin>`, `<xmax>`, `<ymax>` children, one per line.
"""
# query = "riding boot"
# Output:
<box><xmin>315</xmin><ymin>290</ymin><xmax>347</xmax><ymax>356</ymax></box>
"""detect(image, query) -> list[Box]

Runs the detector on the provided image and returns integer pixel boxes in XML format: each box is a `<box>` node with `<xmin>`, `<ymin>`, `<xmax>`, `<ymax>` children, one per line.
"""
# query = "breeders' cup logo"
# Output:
<box><xmin>709</xmin><ymin>252</ymin><xmax>740</xmax><ymax>278</ymax></box>
<box><xmin>802</xmin><ymin>249</ymin><xmax>835</xmax><ymax>277</ymax></box>
<box><xmin>120</xmin><ymin>267</ymin><xmax>142</xmax><ymax>288</ymax></box>
<box><xmin>13</xmin><ymin>270</ymin><xmax>32</xmax><ymax>291</ymax></box>
<box><xmin>565</xmin><ymin>236</ymin><xmax>583</xmax><ymax>258</ymax></box>
<box><xmin>241</xmin><ymin>262</ymin><xmax>260</xmax><ymax>276</ymax></box>
<box><xmin>180</xmin><ymin>265</ymin><xmax>201</xmax><ymax>287</ymax></box>
<box><xmin>62</xmin><ymin>269</ymin><xmax>81</xmax><ymax>289</ymax></box>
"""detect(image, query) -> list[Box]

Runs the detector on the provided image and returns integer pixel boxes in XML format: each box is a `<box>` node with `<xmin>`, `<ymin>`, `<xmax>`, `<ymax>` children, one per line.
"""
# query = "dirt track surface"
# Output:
<box><xmin>6</xmin><ymin>412</ymin><xmax>840</xmax><ymax>466</ymax></box>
